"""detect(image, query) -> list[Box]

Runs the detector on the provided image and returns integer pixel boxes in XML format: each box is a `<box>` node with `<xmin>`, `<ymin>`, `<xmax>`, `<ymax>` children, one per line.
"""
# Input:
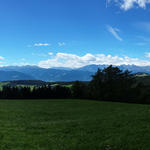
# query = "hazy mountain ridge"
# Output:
<box><xmin>78</xmin><ymin>64</ymin><xmax>150</xmax><ymax>73</ymax></box>
<box><xmin>0</xmin><ymin>70</ymin><xmax>35</xmax><ymax>81</ymax></box>
<box><xmin>0</xmin><ymin>66</ymin><xmax>92</xmax><ymax>81</ymax></box>
<box><xmin>0</xmin><ymin>64</ymin><xmax>150</xmax><ymax>81</ymax></box>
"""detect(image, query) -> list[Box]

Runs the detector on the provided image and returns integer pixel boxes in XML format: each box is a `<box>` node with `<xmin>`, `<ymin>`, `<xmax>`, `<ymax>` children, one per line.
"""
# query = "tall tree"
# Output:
<box><xmin>89</xmin><ymin>65</ymin><xmax>136</xmax><ymax>101</ymax></box>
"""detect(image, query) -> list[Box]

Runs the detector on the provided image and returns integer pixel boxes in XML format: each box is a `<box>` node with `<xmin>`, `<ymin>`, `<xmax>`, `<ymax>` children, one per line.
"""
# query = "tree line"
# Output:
<box><xmin>0</xmin><ymin>65</ymin><xmax>150</xmax><ymax>104</ymax></box>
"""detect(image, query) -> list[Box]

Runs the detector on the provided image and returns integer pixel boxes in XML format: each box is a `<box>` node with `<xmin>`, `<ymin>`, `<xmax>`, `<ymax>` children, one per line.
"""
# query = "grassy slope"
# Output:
<box><xmin>0</xmin><ymin>100</ymin><xmax>149</xmax><ymax>150</ymax></box>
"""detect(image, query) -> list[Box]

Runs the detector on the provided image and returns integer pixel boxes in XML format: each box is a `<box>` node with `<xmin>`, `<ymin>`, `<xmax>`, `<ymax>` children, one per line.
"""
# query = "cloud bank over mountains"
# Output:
<box><xmin>38</xmin><ymin>52</ymin><xmax>150</xmax><ymax>68</ymax></box>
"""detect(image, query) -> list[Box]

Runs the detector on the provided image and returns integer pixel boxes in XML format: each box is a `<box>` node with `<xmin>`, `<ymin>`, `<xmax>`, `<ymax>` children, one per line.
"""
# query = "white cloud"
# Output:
<box><xmin>121</xmin><ymin>0</ymin><xmax>150</xmax><ymax>10</ymax></box>
<box><xmin>109</xmin><ymin>0</ymin><xmax>150</xmax><ymax>10</ymax></box>
<box><xmin>34</xmin><ymin>43</ymin><xmax>50</xmax><ymax>47</ymax></box>
<box><xmin>32</xmin><ymin>53</ymin><xmax>48</xmax><ymax>57</ymax></box>
<box><xmin>107</xmin><ymin>25</ymin><xmax>123</xmax><ymax>41</ymax></box>
<box><xmin>0</xmin><ymin>56</ymin><xmax>4</xmax><ymax>60</ymax></box>
<box><xmin>48</xmin><ymin>52</ymin><xmax>53</xmax><ymax>56</ymax></box>
<box><xmin>145</xmin><ymin>52</ymin><xmax>150</xmax><ymax>58</ymax></box>
<box><xmin>58</xmin><ymin>42</ymin><xmax>66</xmax><ymax>46</ymax></box>
<box><xmin>38</xmin><ymin>52</ymin><xmax>150</xmax><ymax>68</ymax></box>
<box><xmin>0</xmin><ymin>56</ymin><xmax>6</xmax><ymax>66</ymax></box>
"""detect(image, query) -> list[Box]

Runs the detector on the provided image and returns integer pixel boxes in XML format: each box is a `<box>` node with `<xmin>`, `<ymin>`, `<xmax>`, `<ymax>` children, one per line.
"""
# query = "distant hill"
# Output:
<box><xmin>0</xmin><ymin>64</ymin><xmax>150</xmax><ymax>81</ymax></box>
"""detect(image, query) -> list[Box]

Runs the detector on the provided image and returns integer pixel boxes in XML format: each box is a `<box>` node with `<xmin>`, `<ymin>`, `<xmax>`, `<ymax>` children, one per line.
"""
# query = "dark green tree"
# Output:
<box><xmin>71</xmin><ymin>81</ymin><xmax>87</xmax><ymax>99</ymax></box>
<box><xmin>89</xmin><ymin>65</ymin><xmax>137</xmax><ymax>101</ymax></box>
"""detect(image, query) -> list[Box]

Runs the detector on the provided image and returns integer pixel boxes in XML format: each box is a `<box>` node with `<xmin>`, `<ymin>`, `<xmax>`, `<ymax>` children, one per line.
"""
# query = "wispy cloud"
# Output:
<box><xmin>12</xmin><ymin>62</ymin><xmax>35</xmax><ymax>66</ymax></box>
<box><xmin>32</xmin><ymin>53</ymin><xmax>48</xmax><ymax>57</ymax></box>
<box><xmin>0</xmin><ymin>56</ymin><xmax>5</xmax><ymax>67</ymax></box>
<box><xmin>136</xmin><ymin>42</ymin><xmax>146</xmax><ymax>46</ymax></box>
<box><xmin>107</xmin><ymin>25</ymin><xmax>123</xmax><ymax>41</ymax></box>
<box><xmin>48</xmin><ymin>52</ymin><xmax>53</xmax><ymax>56</ymax></box>
<box><xmin>137</xmin><ymin>35</ymin><xmax>150</xmax><ymax>42</ymax></box>
<box><xmin>38</xmin><ymin>52</ymin><xmax>150</xmax><ymax>68</ymax></box>
<box><xmin>27</xmin><ymin>43</ymin><xmax>51</xmax><ymax>47</ymax></box>
<box><xmin>58</xmin><ymin>42</ymin><xmax>66</xmax><ymax>47</ymax></box>
<box><xmin>108</xmin><ymin>0</ymin><xmax>150</xmax><ymax>10</ymax></box>
<box><xmin>0</xmin><ymin>56</ymin><xmax>4</xmax><ymax>60</ymax></box>
<box><xmin>34</xmin><ymin>43</ymin><xmax>50</xmax><ymax>47</ymax></box>
<box><xmin>145</xmin><ymin>52</ymin><xmax>150</xmax><ymax>58</ymax></box>
<box><xmin>135</xmin><ymin>35</ymin><xmax>150</xmax><ymax>46</ymax></box>
<box><xmin>136</xmin><ymin>22</ymin><xmax>150</xmax><ymax>33</ymax></box>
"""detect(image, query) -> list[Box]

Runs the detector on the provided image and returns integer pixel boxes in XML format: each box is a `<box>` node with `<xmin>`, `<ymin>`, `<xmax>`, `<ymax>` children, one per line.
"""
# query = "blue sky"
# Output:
<box><xmin>1</xmin><ymin>0</ymin><xmax>150</xmax><ymax>68</ymax></box>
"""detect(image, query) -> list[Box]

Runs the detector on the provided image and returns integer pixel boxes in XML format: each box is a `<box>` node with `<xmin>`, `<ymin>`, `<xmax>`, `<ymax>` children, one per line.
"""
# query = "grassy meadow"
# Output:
<box><xmin>0</xmin><ymin>100</ymin><xmax>149</xmax><ymax>149</ymax></box>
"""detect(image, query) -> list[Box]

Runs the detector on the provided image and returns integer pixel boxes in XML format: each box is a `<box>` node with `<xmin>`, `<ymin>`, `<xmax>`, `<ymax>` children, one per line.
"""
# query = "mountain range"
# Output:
<box><xmin>0</xmin><ymin>64</ymin><xmax>150</xmax><ymax>81</ymax></box>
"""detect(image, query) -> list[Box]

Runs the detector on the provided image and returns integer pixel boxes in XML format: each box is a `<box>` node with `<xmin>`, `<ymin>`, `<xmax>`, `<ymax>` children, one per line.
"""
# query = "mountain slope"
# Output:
<box><xmin>0</xmin><ymin>71</ymin><xmax>35</xmax><ymax>81</ymax></box>
<box><xmin>78</xmin><ymin>64</ymin><xmax>150</xmax><ymax>73</ymax></box>
<box><xmin>0</xmin><ymin>66</ymin><xmax>92</xmax><ymax>81</ymax></box>
<box><xmin>0</xmin><ymin>64</ymin><xmax>150</xmax><ymax>82</ymax></box>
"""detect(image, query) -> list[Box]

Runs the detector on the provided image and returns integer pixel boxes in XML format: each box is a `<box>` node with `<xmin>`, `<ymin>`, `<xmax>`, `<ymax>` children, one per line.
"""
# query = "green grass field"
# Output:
<box><xmin>0</xmin><ymin>100</ymin><xmax>149</xmax><ymax>150</ymax></box>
